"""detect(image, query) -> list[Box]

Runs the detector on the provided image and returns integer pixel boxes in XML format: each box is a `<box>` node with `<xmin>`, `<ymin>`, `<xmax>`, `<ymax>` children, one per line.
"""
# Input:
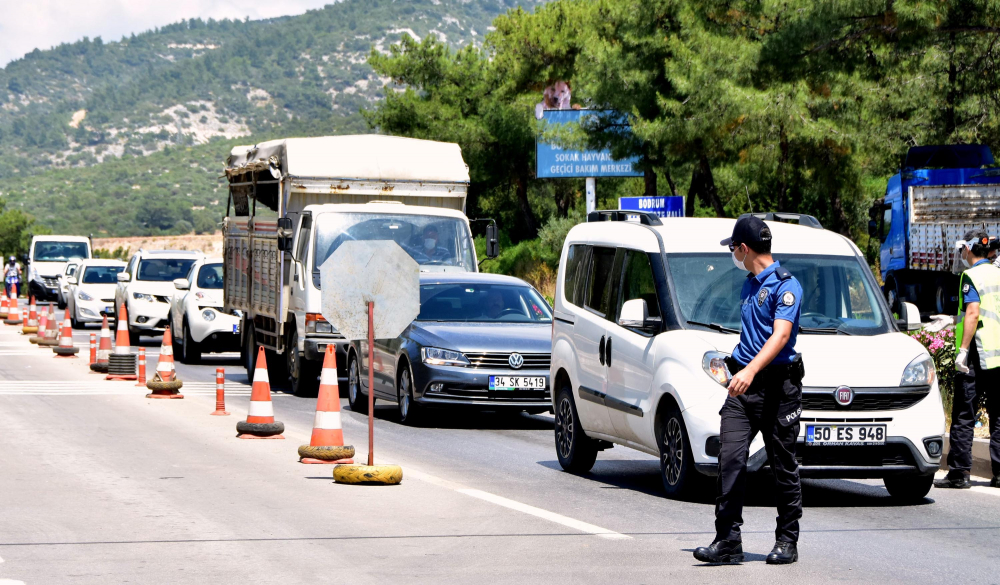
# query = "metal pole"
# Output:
<box><xmin>586</xmin><ymin>177</ymin><xmax>596</xmax><ymax>214</ymax></box>
<box><xmin>367</xmin><ymin>301</ymin><xmax>375</xmax><ymax>466</ymax></box>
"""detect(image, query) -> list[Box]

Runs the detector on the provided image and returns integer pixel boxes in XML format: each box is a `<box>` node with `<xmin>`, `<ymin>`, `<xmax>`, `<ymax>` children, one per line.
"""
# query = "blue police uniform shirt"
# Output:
<box><xmin>731</xmin><ymin>261</ymin><xmax>802</xmax><ymax>367</ymax></box>
<box><xmin>962</xmin><ymin>259</ymin><xmax>989</xmax><ymax>304</ymax></box>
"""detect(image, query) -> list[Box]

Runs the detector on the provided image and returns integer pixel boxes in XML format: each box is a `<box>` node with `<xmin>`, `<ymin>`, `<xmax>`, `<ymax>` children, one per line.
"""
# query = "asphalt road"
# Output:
<box><xmin>1</xmin><ymin>323</ymin><xmax>999</xmax><ymax>584</ymax></box>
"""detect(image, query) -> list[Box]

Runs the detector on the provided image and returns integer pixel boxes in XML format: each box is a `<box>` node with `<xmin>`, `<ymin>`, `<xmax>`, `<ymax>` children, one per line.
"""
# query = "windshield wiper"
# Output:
<box><xmin>799</xmin><ymin>326</ymin><xmax>853</xmax><ymax>336</ymax></box>
<box><xmin>686</xmin><ymin>321</ymin><xmax>741</xmax><ymax>334</ymax></box>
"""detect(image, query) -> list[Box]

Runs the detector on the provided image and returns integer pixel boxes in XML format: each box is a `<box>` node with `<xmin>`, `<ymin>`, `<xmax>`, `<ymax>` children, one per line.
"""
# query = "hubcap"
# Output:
<box><xmin>349</xmin><ymin>360</ymin><xmax>358</xmax><ymax>402</ymax></box>
<box><xmin>399</xmin><ymin>370</ymin><xmax>411</xmax><ymax>418</ymax></box>
<box><xmin>555</xmin><ymin>397</ymin><xmax>574</xmax><ymax>459</ymax></box>
<box><xmin>662</xmin><ymin>418</ymin><xmax>684</xmax><ymax>486</ymax></box>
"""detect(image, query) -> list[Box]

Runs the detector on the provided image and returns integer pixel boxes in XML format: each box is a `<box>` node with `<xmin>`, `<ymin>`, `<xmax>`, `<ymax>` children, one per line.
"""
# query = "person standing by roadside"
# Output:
<box><xmin>4</xmin><ymin>256</ymin><xmax>21</xmax><ymax>298</ymax></box>
<box><xmin>935</xmin><ymin>230</ymin><xmax>1000</xmax><ymax>489</ymax></box>
<box><xmin>694</xmin><ymin>215</ymin><xmax>804</xmax><ymax>565</ymax></box>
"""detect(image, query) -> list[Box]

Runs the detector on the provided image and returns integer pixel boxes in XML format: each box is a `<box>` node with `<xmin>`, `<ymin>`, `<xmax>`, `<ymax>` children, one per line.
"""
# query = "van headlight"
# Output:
<box><xmin>421</xmin><ymin>347</ymin><xmax>470</xmax><ymax>367</ymax></box>
<box><xmin>702</xmin><ymin>351</ymin><xmax>731</xmax><ymax>386</ymax></box>
<box><xmin>901</xmin><ymin>354</ymin><xmax>935</xmax><ymax>386</ymax></box>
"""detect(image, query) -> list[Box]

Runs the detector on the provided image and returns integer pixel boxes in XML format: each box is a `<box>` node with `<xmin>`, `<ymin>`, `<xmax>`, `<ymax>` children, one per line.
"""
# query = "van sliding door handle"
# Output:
<box><xmin>606</xmin><ymin>337</ymin><xmax>612</xmax><ymax>367</ymax></box>
<box><xmin>598</xmin><ymin>336</ymin><xmax>606</xmax><ymax>366</ymax></box>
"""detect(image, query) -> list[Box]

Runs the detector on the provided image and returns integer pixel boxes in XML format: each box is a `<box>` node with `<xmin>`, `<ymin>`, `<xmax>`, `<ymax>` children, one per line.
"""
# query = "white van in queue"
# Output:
<box><xmin>550</xmin><ymin>211</ymin><xmax>944</xmax><ymax>502</ymax></box>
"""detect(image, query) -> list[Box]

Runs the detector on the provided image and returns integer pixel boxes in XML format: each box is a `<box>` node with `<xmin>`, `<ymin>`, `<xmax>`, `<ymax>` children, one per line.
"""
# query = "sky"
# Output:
<box><xmin>0</xmin><ymin>0</ymin><xmax>336</xmax><ymax>67</ymax></box>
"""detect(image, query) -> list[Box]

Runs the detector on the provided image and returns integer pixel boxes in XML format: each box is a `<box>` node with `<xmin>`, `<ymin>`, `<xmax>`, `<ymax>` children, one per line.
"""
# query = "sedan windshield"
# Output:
<box><xmin>33</xmin><ymin>241</ymin><xmax>89</xmax><ymax>262</ymax></box>
<box><xmin>137</xmin><ymin>259</ymin><xmax>197</xmax><ymax>282</ymax></box>
<box><xmin>417</xmin><ymin>283</ymin><xmax>552</xmax><ymax>323</ymax></box>
<box><xmin>668</xmin><ymin>254</ymin><xmax>890</xmax><ymax>336</ymax></box>
<box><xmin>313</xmin><ymin>213</ymin><xmax>476</xmax><ymax>275</ymax></box>
<box><xmin>82</xmin><ymin>266</ymin><xmax>122</xmax><ymax>284</ymax></box>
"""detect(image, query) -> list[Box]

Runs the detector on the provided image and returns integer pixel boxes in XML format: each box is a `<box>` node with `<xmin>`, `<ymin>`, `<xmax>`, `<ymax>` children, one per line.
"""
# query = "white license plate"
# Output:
<box><xmin>806</xmin><ymin>424</ymin><xmax>886</xmax><ymax>445</ymax></box>
<box><xmin>489</xmin><ymin>376</ymin><xmax>546</xmax><ymax>390</ymax></box>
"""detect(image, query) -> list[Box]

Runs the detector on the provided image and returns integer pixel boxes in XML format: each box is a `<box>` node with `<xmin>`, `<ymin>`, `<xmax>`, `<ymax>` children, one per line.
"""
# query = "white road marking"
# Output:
<box><xmin>0</xmin><ymin>580</ymin><xmax>26</xmax><ymax>585</ymax></box>
<box><xmin>406</xmin><ymin>468</ymin><xmax>629</xmax><ymax>540</ymax></box>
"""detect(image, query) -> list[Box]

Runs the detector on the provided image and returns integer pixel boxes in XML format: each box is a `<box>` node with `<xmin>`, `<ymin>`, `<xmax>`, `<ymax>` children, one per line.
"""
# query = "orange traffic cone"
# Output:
<box><xmin>236</xmin><ymin>347</ymin><xmax>284</xmax><ymax>439</ymax></box>
<box><xmin>90</xmin><ymin>316</ymin><xmax>112</xmax><ymax>372</ymax></box>
<box><xmin>106</xmin><ymin>304</ymin><xmax>137</xmax><ymax>381</ymax></box>
<box><xmin>298</xmin><ymin>345</ymin><xmax>355</xmax><ymax>464</ymax></box>
<box><xmin>52</xmin><ymin>311</ymin><xmax>79</xmax><ymax>357</ymax></box>
<box><xmin>21</xmin><ymin>297</ymin><xmax>38</xmax><ymax>334</ymax></box>
<box><xmin>146</xmin><ymin>326</ymin><xmax>183</xmax><ymax>399</ymax></box>
<box><xmin>4</xmin><ymin>285</ymin><xmax>21</xmax><ymax>325</ymax></box>
<box><xmin>39</xmin><ymin>305</ymin><xmax>59</xmax><ymax>346</ymax></box>
<box><xmin>30</xmin><ymin>309</ymin><xmax>48</xmax><ymax>344</ymax></box>
<box><xmin>0</xmin><ymin>291</ymin><xmax>8</xmax><ymax>319</ymax></box>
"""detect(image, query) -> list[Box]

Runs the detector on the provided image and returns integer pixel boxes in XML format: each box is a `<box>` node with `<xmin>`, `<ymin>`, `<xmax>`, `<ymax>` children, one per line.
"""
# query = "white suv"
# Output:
<box><xmin>551</xmin><ymin>211</ymin><xmax>944</xmax><ymax>502</ymax></box>
<box><xmin>116</xmin><ymin>249</ymin><xmax>203</xmax><ymax>344</ymax></box>
<box><xmin>168</xmin><ymin>257</ymin><xmax>241</xmax><ymax>363</ymax></box>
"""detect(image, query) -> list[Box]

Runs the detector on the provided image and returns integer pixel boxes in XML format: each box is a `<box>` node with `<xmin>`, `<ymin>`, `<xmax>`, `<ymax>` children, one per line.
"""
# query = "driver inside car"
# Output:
<box><xmin>483</xmin><ymin>289</ymin><xmax>506</xmax><ymax>319</ymax></box>
<box><xmin>415</xmin><ymin>226</ymin><xmax>453</xmax><ymax>262</ymax></box>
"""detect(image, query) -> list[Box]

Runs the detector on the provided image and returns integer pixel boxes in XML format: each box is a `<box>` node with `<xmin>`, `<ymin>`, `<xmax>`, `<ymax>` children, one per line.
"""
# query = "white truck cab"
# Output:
<box><xmin>27</xmin><ymin>235</ymin><xmax>92</xmax><ymax>302</ymax></box>
<box><xmin>551</xmin><ymin>211</ymin><xmax>944</xmax><ymax>503</ymax></box>
<box><xmin>223</xmin><ymin>135</ymin><xmax>497</xmax><ymax>396</ymax></box>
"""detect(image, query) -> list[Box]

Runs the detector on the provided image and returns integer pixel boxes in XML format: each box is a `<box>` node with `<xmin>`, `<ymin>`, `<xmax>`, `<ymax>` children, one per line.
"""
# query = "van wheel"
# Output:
<box><xmin>554</xmin><ymin>386</ymin><xmax>598</xmax><ymax>473</ymax></box>
<box><xmin>659</xmin><ymin>405</ymin><xmax>697</xmax><ymax>498</ymax></box>
<box><xmin>397</xmin><ymin>364</ymin><xmax>422</xmax><ymax>425</ymax></box>
<box><xmin>884</xmin><ymin>474</ymin><xmax>933</xmax><ymax>503</ymax></box>
<box><xmin>347</xmin><ymin>354</ymin><xmax>368</xmax><ymax>414</ymax></box>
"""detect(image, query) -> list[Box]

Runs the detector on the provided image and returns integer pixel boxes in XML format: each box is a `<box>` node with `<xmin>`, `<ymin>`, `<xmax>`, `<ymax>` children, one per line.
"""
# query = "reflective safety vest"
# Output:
<box><xmin>958</xmin><ymin>262</ymin><xmax>1000</xmax><ymax>370</ymax></box>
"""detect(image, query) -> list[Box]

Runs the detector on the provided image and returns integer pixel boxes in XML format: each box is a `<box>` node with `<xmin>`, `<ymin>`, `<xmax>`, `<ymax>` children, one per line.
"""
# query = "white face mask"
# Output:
<box><xmin>732</xmin><ymin>247</ymin><xmax>748</xmax><ymax>271</ymax></box>
<box><xmin>962</xmin><ymin>252</ymin><xmax>972</xmax><ymax>268</ymax></box>
<box><xmin>423</xmin><ymin>238</ymin><xmax>436</xmax><ymax>250</ymax></box>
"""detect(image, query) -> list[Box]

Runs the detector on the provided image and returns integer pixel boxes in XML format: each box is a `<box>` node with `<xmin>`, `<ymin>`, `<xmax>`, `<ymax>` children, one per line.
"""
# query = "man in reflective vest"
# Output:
<box><xmin>936</xmin><ymin>230</ymin><xmax>1000</xmax><ymax>489</ymax></box>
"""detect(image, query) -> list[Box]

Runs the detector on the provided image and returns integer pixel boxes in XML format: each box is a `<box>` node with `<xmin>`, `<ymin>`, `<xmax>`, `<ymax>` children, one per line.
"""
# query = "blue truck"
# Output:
<box><xmin>868</xmin><ymin>144</ymin><xmax>1000</xmax><ymax>315</ymax></box>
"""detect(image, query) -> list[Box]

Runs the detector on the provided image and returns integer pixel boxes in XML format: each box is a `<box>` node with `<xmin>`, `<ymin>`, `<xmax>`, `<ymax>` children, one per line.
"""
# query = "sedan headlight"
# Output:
<box><xmin>132</xmin><ymin>292</ymin><xmax>155</xmax><ymax>302</ymax></box>
<box><xmin>77</xmin><ymin>290</ymin><xmax>94</xmax><ymax>301</ymax></box>
<box><xmin>201</xmin><ymin>309</ymin><xmax>216</xmax><ymax>321</ymax></box>
<box><xmin>702</xmin><ymin>351</ymin><xmax>731</xmax><ymax>386</ymax></box>
<box><xmin>901</xmin><ymin>354</ymin><xmax>936</xmax><ymax>386</ymax></box>
<box><xmin>421</xmin><ymin>347</ymin><xmax>470</xmax><ymax>367</ymax></box>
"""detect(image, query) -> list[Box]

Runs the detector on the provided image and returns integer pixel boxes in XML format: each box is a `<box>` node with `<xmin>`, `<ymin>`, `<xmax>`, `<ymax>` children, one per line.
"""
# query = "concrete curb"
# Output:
<box><xmin>941</xmin><ymin>434</ymin><xmax>994</xmax><ymax>478</ymax></box>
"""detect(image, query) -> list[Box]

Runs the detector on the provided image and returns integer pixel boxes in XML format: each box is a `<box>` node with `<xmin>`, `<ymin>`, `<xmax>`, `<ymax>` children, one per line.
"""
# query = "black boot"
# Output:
<box><xmin>990</xmin><ymin>476</ymin><xmax>999</xmax><ymax>488</ymax></box>
<box><xmin>766</xmin><ymin>540</ymin><xmax>798</xmax><ymax>565</ymax></box>
<box><xmin>933</xmin><ymin>475</ymin><xmax>971</xmax><ymax>489</ymax></box>
<box><xmin>693</xmin><ymin>540</ymin><xmax>744</xmax><ymax>563</ymax></box>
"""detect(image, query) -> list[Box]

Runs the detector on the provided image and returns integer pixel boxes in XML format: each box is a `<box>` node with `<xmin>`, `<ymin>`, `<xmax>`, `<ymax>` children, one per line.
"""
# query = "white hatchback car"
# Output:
<box><xmin>551</xmin><ymin>211</ymin><xmax>944</xmax><ymax>503</ymax></box>
<box><xmin>66</xmin><ymin>260</ymin><xmax>125</xmax><ymax>328</ymax></box>
<box><xmin>116</xmin><ymin>249</ymin><xmax>204</xmax><ymax>344</ymax></box>
<box><xmin>168</xmin><ymin>258</ymin><xmax>240</xmax><ymax>363</ymax></box>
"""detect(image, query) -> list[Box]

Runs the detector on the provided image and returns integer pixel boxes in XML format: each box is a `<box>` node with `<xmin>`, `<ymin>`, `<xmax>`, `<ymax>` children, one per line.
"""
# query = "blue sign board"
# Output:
<box><xmin>536</xmin><ymin>110</ymin><xmax>643</xmax><ymax>179</ymax></box>
<box><xmin>619</xmin><ymin>196</ymin><xmax>685</xmax><ymax>218</ymax></box>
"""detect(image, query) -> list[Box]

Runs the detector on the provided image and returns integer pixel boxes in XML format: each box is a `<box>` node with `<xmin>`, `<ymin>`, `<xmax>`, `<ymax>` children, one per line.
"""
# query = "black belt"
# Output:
<box><xmin>725</xmin><ymin>355</ymin><xmax>804</xmax><ymax>382</ymax></box>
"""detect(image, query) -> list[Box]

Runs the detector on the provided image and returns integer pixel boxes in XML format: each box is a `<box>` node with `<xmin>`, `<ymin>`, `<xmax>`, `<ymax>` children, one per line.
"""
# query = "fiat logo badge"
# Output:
<box><xmin>508</xmin><ymin>353</ymin><xmax>524</xmax><ymax>369</ymax></box>
<box><xmin>834</xmin><ymin>385</ymin><xmax>854</xmax><ymax>406</ymax></box>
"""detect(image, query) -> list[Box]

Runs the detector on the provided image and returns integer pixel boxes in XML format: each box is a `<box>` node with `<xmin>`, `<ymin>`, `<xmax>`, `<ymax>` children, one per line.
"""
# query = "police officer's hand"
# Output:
<box><xmin>727</xmin><ymin>367</ymin><xmax>756</xmax><ymax>397</ymax></box>
<box><xmin>956</xmin><ymin>348</ymin><xmax>970</xmax><ymax>374</ymax></box>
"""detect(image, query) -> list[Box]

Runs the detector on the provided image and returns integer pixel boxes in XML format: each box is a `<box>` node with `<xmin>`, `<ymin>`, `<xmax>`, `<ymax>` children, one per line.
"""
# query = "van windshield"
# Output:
<box><xmin>33</xmin><ymin>241</ymin><xmax>89</xmax><ymax>262</ymax></box>
<box><xmin>312</xmin><ymin>213</ymin><xmax>476</xmax><ymax>280</ymax></box>
<box><xmin>667</xmin><ymin>254</ymin><xmax>891</xmax><ymax>336</ymax></box>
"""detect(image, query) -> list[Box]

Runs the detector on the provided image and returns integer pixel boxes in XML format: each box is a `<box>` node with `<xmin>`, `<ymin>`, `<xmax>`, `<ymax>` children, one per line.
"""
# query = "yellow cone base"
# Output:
<box><xmin>301</xmin><ymin>457</ymin><xmax>355</xmax><ymax>464</ymax></box>
<box><xmin>21</xmin><ymin>326</ymin><xmax>37</xmax><ymax>334</ymax></box>
<box><xmin>333</xmin><ymin>464</ymin><xmax>403</xmax><ymax>485</ymax></box>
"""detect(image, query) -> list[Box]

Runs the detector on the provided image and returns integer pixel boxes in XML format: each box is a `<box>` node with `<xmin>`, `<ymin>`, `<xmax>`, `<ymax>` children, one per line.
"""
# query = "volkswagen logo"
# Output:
<box><xmin>834</xmin><ymin>385</ymin><xmax>854</xmax><ymax>407</ymax></box>
<box><xmin>508</xmin><ymin>353</ymin><xmax>524</xmax><ymax>369</ymax></box>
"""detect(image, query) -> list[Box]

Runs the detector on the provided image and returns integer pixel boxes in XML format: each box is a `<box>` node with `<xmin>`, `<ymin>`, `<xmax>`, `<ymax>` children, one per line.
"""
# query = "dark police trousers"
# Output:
<box><xmin>947</xmin><ymin>344</ymin><xmax>1000</xmax><ymax>478</ymax></box>
<box><xmin>716</xmin><ymin>359</ymin><xmax>803</xmax><ymax>543</ymax></box>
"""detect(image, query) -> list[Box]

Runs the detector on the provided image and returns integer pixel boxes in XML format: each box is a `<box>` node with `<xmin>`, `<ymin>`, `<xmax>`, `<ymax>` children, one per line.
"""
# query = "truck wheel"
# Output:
<box><xmin>397</xmin><ymin>364</ymin><xmax>422</xmax><ymax>426</ymax></box>
<box><xmin>243</xmin><ymin>322</ymin><xmax>257</xmax><ymax>383</ymax></box>
<box><xmin>287</xmin><ymin>329</ymin><xmax>320</xmax><ymax>397</ymax></box>
<box><xmin>554</xmin><ymin>386</ymin><xmax>598</xmax><ymax>473</ymax></box>
<box><xmin>884</xmin><ymin>275</ymin><xmax>900</xmax><ymax>315</ymax></box>
<box><xmin>181</xmin><ymin>320</ymin><xmax>201</xmax><ymax>364</ymax></box>
<box><xmin>347</xmin><ymin>353</ymin><xmax>368</xmax><ymax>414</ymax></box>
<box><xmin>884</xmin><ymin>474</ymin><xmax>933</xmax><ymax>503</ymax></box>
<box><xmin>659</xmin><ymin>404</ymin><xmax>698</xmax><ymax>498</ymax></box>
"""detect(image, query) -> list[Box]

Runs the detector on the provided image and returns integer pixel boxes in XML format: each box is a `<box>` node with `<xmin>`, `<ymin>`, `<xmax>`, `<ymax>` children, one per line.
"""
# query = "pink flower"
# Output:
<box><xmin>929</xmin><ymin>339</ymin><xmax>944</xmax><ymax>351</ymax></box>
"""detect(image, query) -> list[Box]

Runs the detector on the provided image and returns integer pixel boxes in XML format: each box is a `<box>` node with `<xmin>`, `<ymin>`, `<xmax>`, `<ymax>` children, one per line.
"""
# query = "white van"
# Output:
<box><xmin>550</xmin><ymin>211</ymin><xmax>944</xmax><ymax>502</ymax></box>
<box><xmin>27</xmin><ymin>235</ymin><xmax>92</xmax><ymax>302</ymax></box>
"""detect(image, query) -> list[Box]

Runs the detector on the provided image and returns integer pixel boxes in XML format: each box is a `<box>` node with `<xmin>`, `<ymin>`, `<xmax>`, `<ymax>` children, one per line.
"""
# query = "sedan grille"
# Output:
<box><xmin>463</xmin><ymin>352</ymin><xmax>550</xmax><ymax>369</ymax></box>
<box><xmin>802</xmin><ymin>386</ymin><xmax>930</xmax><ymax>411</ymax></box>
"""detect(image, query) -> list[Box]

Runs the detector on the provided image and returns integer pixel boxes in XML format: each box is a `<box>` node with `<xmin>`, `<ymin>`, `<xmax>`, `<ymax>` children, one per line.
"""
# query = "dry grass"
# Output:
<box><xmin>92</xmin><ymin>231</ymin><xmax>223</xmax><ymax>258</ymax></box>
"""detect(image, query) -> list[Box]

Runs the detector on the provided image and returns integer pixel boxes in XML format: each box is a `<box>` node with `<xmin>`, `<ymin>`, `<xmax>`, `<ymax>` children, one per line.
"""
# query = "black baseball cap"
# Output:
<box><xmin>720</xmin><ymin>214</ymin><xmax>772</xmax><ymax>247</ymax></box>
<box><xmin>963</xmin><ymin>229</ymin><xmax>989</xmax><ymax>248</ymax></box>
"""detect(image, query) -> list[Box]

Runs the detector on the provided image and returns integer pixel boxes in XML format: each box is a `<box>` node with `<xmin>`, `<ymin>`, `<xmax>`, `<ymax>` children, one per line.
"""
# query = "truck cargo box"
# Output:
<box><xmin>908</xmin><ymin>184</ymin><xmax>1000</xmax><ymax>272</ymax></box>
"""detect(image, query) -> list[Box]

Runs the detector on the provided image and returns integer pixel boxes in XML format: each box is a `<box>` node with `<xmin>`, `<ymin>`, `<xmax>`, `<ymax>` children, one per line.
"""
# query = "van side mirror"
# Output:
<box><xmin>485</xmin><ymin>221</ymin><xmax>499</xmax><ymax>259</ymax></box>
<box><xmin>896</xmin><ymin>301</ymin><xmax>922</xmax><ymax>331</ymax></box>
<box><xmin>173</xmin><ymin>278</ymin><xmax>190</xmax><ymax>291</ymax></box>
<box><xmin>117</xmin><ymin>272</ymin><xmax>131</xmax><ymax>283</ymax></box>
<box><xmin>618</xmin><ymin>299</ymin><xmax>651</xmax><ymax>330</ymax></box>
<box><xmin>277</xmin><ymin>217</ymin><xmax>294</xmax><ymax>253</ymax></box>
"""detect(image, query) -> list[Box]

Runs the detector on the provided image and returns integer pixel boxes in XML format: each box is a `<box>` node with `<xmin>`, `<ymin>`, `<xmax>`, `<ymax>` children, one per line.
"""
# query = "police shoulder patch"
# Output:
<box><xmin>963</xmin><ymin>284</ymin><xmax>971</xmax><ymax>294</ymax></box>
<box><xmin>781</xmin><ymin>291</ymin><xmax>796</xmax><ymax>306</ymax></box>
<box><xmin>757</xmin><ymin>288</ymin><xmax>769</xmax><ymax>306</ymax></box>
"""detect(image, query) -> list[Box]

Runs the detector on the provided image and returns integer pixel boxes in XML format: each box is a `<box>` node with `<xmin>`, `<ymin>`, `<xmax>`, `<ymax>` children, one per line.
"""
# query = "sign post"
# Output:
<box><xmin>320</xmin><ymin>240</ymin><xmax>420</xmax><ymax>485</ymax></box>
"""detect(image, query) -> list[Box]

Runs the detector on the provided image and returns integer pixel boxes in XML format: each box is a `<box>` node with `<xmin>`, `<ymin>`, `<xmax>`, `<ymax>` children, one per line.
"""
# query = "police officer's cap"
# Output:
<box><xmin>720</xmin><ymin>214</ymin><xmax>772</xmax><ymax>247</ymax></box>
<box><xmin>962</xmin><ymin>229</ymin><xmax>989</xmax><ymax>248</ymax></box>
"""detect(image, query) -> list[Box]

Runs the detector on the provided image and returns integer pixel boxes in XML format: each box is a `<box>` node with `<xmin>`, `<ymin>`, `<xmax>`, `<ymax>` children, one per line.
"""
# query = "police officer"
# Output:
<box><xmin>694</xmin><ymin>215</ymin><xmax>804</xmax><ymax>565</ymax></box>
<box><xmin>935</xmin><ymin>230</ymin><xmax>1000</xmax><ymax>489</ymax></box>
